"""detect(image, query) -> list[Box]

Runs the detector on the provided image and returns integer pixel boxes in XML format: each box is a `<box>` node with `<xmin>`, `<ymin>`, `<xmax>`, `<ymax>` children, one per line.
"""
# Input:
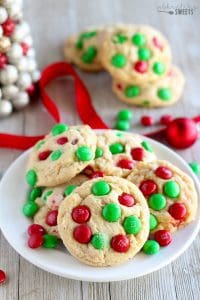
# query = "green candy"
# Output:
<box><xmin>150</xmin><ymin>214</ymin><xmax>158</xmax><ymax>231</ymax></box>
<box><xmin>75</xmin><ymin>39</ymin><xmax>83</xmax><ymax>50</ymax></box>
<box><xmin>92</xmin><ymin>180</ymin><xmax>111</xmax><ymax>196</ymax></box>
<box><xmin>102</xmin><ymin>203</ymin><xmax>121</xmax><ymax>222</ymax></box>
<box><xmin>64</xmin><ymin>185</ymin><xmax>77</xmax><ymax>196</ymax></box>
<box><xmin>51</xmin><ymin>149</ymin><xmax>62</xmax><ymax>161</ymax></box>
<box><xmin>43</xmin><ymin>234</ymin><xmax>58</xmax><ymax>249</ymax></box>
<box><xmin>91</xmin><ymin>233</ymin><xmax>108</xmax><ymax>249</ymax></box>
<box><xmin>143</xmin><ymin>240</ymin><xmax>160</xmax><ymax>255</ymax></box>
<box><xmin>153</xmin><ymin>62</ymin><xmax>165</xmax><ymax>75</ymax></box>
<box><xmin>111</xmin><ymin>53</ymin><xmax>127</xmax><ymax>68</ymax></box>
<box><xmin>141</xmin><ymin>141</ymin><xmax>153</xmax><ymax>153</ymax></box>
<box><xmin>189</xmin><ymin>162</ymin><xmax>200</xmax><ymax>175</ymax></box>
<box><xmin>125</xmin><ymin>85</ymin><xmax>140</xmax><ymax>98</ymax></box>
<box><xmin>43</xmin><ymin>190</ymin><xmax>53</xmax><ymax>202</ymax></box>
<box><xmin>149</xmin><ymin>193</ymin><xmax>166</xmax><ymax>210</ymax></box>
<box><xmin>80</xmin><ymin>30</ymin><xmax>97</xmax><ymax>39</ymax></box>
<box><xmin>115</xmin><ymin>120</ymin><xmax>130</xmax><ymax>131</ymax></box>
<box><xmin>95</xmin><ymin>147</ymin><xmax>103</xmax><ymax>159</ymax></box>
<box><xmin>28</xmin><ymin>187</ymin><xmax>42</xmax><ymax>202</ymax></box>
<box><xmin>112</xmin><ymin>33</ymin><xmax>128</xmax><ymax>44</ymax></box>
<box><xmin>157</xmin><ymin>88</ymin><xmax>172</xmax><ymax>101</ymax></box>
<box><xmin>51</xmin><ymin>123</ymin><xmax>68</xmax><ymax>136</ymax></box>
<box><xmin>138</xmin><ymin>48</ymin><xmax>151</xmax><ymax>61</ymax></box>
<box><xmin>163</xmin><ymin>181</ymin><xmax>180</xmax><ymax>198</ymax></box>
<box><xmin>123</xmin><ymin>215</ymin><xmax>141</xmax><ymax>234</ymax></box>
<box><xmin>26</xmin><ymin>169</ymin><xmax>37</xmax><ymax>187</ymax></box>
<box><xmin>81</xmin><ymin>46</ymin><xmax>97</xmax><ymax>64</ymax></box>
<box><xmin>109</xmin><ymin>143</ymin><xmax>125</xmax><ymax>154</ymax></box>
<box><xmin>35</xmin><ymin>140</ymin><xmax>45</xmax><ymax>150</ymax></box>
<box><xmin>116</xmin><ymin>132</ymin><xmax>124</xmax><ymax>137</ymax></box>
<box><xmin>76</xmin><ymin>146</ymin><xmax>93</xmax><ymax>161</ymax></box>
<box><xmin>22</xmin><ymin>201</ymin><xmax>39</xmax><ymax>217</ymax></box>
<box><xmin>117</xmin><ymin>109</ymin><xmax>133</xmax><ymax>121</ymax></box>
<box><xmin>132</xmin><ymin>33</ymin><xmax>146</xmax><ymax>46</ymax></box>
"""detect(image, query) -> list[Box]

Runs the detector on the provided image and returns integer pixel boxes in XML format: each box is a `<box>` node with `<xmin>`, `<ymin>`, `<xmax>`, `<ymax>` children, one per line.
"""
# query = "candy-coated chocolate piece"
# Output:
<box><xmin>125</xmin><ymin>85</ymin><xmax>140</xmax><ymax>97</ymax></box>
<box><xmin>80</xmin><ymin>30</ymin><xmax>97</xmax><ymax>39</ymax></box>
<box><xmin>143</xmin><ymin>240</ymin><xmax>160</xmax><ymax>254</ymax></box>
<box><xmin>189</xmin><ymin>162</ymin><xmax>200</xmax><ymax>175</ymax></box>
<box><xmin>92</xmin><ymin>180</ymin><xmax>111</xmax><ymax>196</ymax></box>
<box><xmin>51</xmin><ymin>123</ymin><xmax>68</xmax><ymax>136</ymax></box>
<box><xmin>81</xmin><ymin>46</ymin><xmax>97</xmax><ymax>64</ymax></box>
<box><xmin>131</xmin><ymin>147</ymin><xmax>144</xmax><ymax>161</ymax></box>
<box><xmin>155</xmin><ymin>166</ymin><xmax>172</xmax><ymax>179</ymax></box>
<box><xmin>168</xmin><ymin>202</ymin><xmax>186</xmax><ymax>220</ymax></box>
<box><xmin>91</xmin><ymin>233</ymin><xmax>108</xmax><ymax>249</ymax></box>
<box><xmin>26</xmin><ymin>169</ymin><xmax>37</xmax><ymax>186</ymax></box>
<box><xmin>23</xmin><ymin>201</ymin><xmax>39</xmax><ymax>217</ymax></box>
<box><xmin>28</xmin><ymin>233</ymin><xmax>44</xmax><ymax>249</ymax></box>
<box><xmin>118</xmin><ymin>192</ymin><xmax>135</xmax><ymax>207</ymax></box>
<box><xmin>76</xmin><ymin>146</ymin><xmax>93</xmax><ymax>161</ymax></box>
<box><xmin>109</xmin><ymin>143</ymin><xmax>125</xmax><ymax>154</ymax></box>
<box><xmin>115</xmin><ymin>120</ymin><xmax>130</xmax><ymax>131</ymax></box>
<box><xmin>56</xmin><ymin>137</ymin><xmax>68</xmax><ymax>145</ymax></box>
<box><xmin>28</xmin><ymin>187</ymin><xmax>42</xmax><ymax>202</ymax></box>
<box><xmin>154</xmin><ymin>229</ymin><xmax>172</xmax><ymax>246</ymax></box>
<box><xmin>111</xmin><ymin>234</ymin><xmax>130</xmax><ymax>253</ymax></box>
<box><xmin>117</xmin><ymin>109</ymin><xmax>133</xmax><ymax>121</ymax></box>
<box><xmin>51</xmin><ymin>149</ymin><xmax>62</xmax><ymax>161</ymax></box>
<box><xmin>163</xmin><ymin>181</ymin><xmax>180</xmax><ymax>198</ymax></box>
<box><xmin>123</xmin><ymin>215</ymin><xmax>141</xmax><ymax>234</ymax></box>
<box><xmin>64</xmin><ymin>185</ymin><xmax>77</xmax><ymax>196</ymax></box>
<box><xmin>132</xmin><ymin>33</ymin><xmax>146</xmax><ymax>46</ymax></box>
<box><xmin>102</xmin><ymin>203</ymin><xmax>121</xmax><ymax>222</ymax></box>
<box><xmin>73</xmin><ymin>224</ymin><xmax>92</xmax><ymax>243</ymax></box>
<box><xmin>45</xmin><ymin>210</ymin><xmax>58</xmax><ymax>226</ymax></box>
<box><xmin>139</xmin><ymin>180</ymin><xmax>158</xmax><ymax>196</ymax></box>
<box><xmin>89</xmin><ymin>171</ymin><xmax>104</xmax><ymax>179</ymax></box>
<box><xmin>43</xmin><ymin>190</ymin><xmax>53</xmax><ymax>202</ymax></box>
<box><xmin>111</xmin><ymin>53</ymin><xmax>127</xmax><ymax>68</ymax></box>
<box><xmin>150</xmin><ymin>214</ymin><xmax>158</xmax><ymax>231</ymax></box>
<box><xmin>95</xmin><ymin>147</ymin><xmax>103</xmax><ymax>158</ymax></box>
<box><xmin>35</xmin><ymin>140</ymin><xmax>45</xmax><ymax>150</ymax></box>
<box><xmin>28</xmin><ymin>224</ymin><xmax>46</xmax><ymax>236</ymax></box>
<box><xmin>117</xmin><ymin>158</ymin><xmax>134</xmax><ymax>170</ymax></box>
<box><xmin>38</xmin><ymin>150</ymin><xmax>52</xmax><ymax>161</ymax></box>
<box><xmin>134</xmin><ymin>61</ymin><xmax>148</xmax><ymax>73</ymax></box>
<box><xmin>141</xmin><ymin>141</ymin><xmax>153</xmax><ymax>152</ymax></box>
<box><xmin>72</xmin><ymin>205</ymin><xmax>91</xmax><ymax>223</ymax></box>
<box><xmin>140</xmin><ymin>116</ymin><xmax>154</xmax><ymax>126</ymax></box>
<box><xmin>138</xmin><ymin>47</ymin><xmax>151</xmax><ymax>61</ymax></box>
<box><xmin>43</xmin><ymin>234</ymin><xmax>58</xmax><ymax>248</ymax></box>
<box><xmin>153</xmin><ymin>62</ymin><xmax>165</xmax><ymax>75</ymax></box>
<box><xmin>148</xmin><ymin>193</ymin><xmax>166</xmax><ymax>210</ymax></box>
<box><xmin>157</xmin><ymin>87</ymin><xmax>172</xmax><ymax>101</ymax></box>
<box><xmin>113</xmin><ymin>33</ymin><xmax>128</xmax><ymax>44</ymax></box>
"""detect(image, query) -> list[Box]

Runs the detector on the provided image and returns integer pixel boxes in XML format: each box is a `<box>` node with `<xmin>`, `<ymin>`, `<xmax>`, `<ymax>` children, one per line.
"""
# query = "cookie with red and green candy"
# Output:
<box><xmin>127</xmin><ymin>160</ymin><xmax>198</xmax><ymax>253</ymax></box>
<box><xmin>83</xmin><ymin>130</ymin><xmax>157</xmax><ymax>178</ymax></box>
<box><xmin>100</xmin><ymin>24</ymin><xmax>172</xmax><ymax>84</ymax></box>
<box><xmin>25</xmin><ymin>124</ymin><xmax>97</xmax><ymax>188</ymax></box>
<box><xmin>112</xmin><ymin>65</ymin><xmax>185</xmax><ymax>107</ymax></box>
<box><xmin>58</xmin><ymin>176</ymin><xmax>150</xmax><ymax>267</ymax></box>
<box><xmin>64</xmin><ymin>27</ymin><xmax>105</xmax><ymax>72</ymax></box>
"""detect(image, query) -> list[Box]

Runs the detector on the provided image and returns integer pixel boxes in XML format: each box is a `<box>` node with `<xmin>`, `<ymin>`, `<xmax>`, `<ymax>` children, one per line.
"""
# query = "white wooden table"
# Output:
<box><xmin>0</xmin><ymin>0</ymin><xmax>200</xmax><ymax>299</ymax></box>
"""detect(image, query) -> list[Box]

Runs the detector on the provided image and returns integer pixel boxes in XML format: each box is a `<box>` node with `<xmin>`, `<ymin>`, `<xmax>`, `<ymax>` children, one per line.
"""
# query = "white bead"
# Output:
<box><xmin>0</xmin><ymin>7</ymin><xmax>8</xmax><ymax>24</ymax></box>
<box><xmin>0</xmin><ymin>26</ymin><xmax>3</xmax><ymax>38</ymax></box>
<box><xmin>27</xmin><ymin>48</ymin><xmax>35</xmax><ymax>58</ymax></box>
<box><xmin>0</xmin><ymin>65</ymin><xmax>18</xmax><ymax>85</ymax></box>
<box><xmin>0</xmin><ymin>99</ymin><xmax>13</xmax><ymax>117</ymax></box>
<box><xmin>23</xmin><ymin>35</ymin><xmax>33</xmax><ymax>46</ymax></box>
<box><xmin>31</xmin><ymin>70</ymin><xmax>41</xmax><ymax>82</ymax></box>
<box><xmin>15</xmin><ymin>56</ymin><xmax>28</xmax><ymax>71</ymax></box>
<box><xmin>2</xmin><ymin>84</ymin><xmax>19</xmax><ymax>99</ymax></box>
<box><xmin>17</xmin><ymin>72</ymin><xmax>32</xmax><ymax>89</ymax></box>
<box><xmin>12</xmin><ymin>91</ymin><xmax>29</xmax><ymax>109</ymax></box>
<box><xmin>11</xmin><ymin>22</ymin><xmax>30</xmax><ymax>42</ymax></box>
<box><xmin>7</xmin><ymin>43</ymin><xmax>23</xmax><ymax>62</ymax></box>
<box><xmin>26</xmin><ymin>58</ymin><xmax>37</xmax><ymax>72</ymax></box>
<box><xmin>7</xmin><ymin>4</ymin><xmax>23</xmax><ymax>21</ymax></box>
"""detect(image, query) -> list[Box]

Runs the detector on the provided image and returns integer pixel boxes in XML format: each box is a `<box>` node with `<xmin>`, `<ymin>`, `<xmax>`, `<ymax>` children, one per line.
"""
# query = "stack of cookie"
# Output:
<box><xmin>23</xmin><ymin>124</ymin><xmax>197</xmax><ymax>267</ymax></box>
<box><xmin>64</xmin><ymin>24</ymin><xmax>185</xmax><ymax>108</ymax></box>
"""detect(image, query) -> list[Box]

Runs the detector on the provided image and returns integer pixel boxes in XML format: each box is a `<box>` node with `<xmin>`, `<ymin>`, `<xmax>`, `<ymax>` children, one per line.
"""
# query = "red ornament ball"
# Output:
<box><xmin>141</xmin><ymin>116</ymin><xmax>154</xmax><ymax>126</ymax></box>
<box><xmin>0</xmin><ymin>53</ymin><xmax>8</xmax><ymax>69</ymax></box>
<box><xmin>2</xmin><ymin>18</ymin><xmax>15</xmax><ymax>37</ymax></box>
<box><xmin>166</xmin><ymin>118</ymin><xmax>198</xmax><ymax>149</ymax></box>
<box><xmin>154</xmin><ymin>230</ymin><xmax>172</xmax><ymax>246</ymax></box>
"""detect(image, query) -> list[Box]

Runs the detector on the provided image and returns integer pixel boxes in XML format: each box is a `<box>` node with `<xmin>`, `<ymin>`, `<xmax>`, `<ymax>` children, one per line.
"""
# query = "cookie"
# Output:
<box><xmin>127</xmin><ymin>160</ymin><xmax>198</xmax><ymax>233</ymax></box>
<box><xmin>25</xmin><ymin>124</ymin><xmax>97</xmax><ymax>187</ymax></box>
<box><xmin>34</xmin><ymin>174</ymin><xmax>88</xmax><ymax>238</ymax></box>
<box><xmin>64</xmin><ymin>28</ymin><xmax>104</xmax><ymax>72</ymax></box>
<box><xmin>83</xmin><ymin>130</ymin><xmax>156</xmax><ymax>178</ymax></box>
<box><xmin>112</xmin><ymin>66</ymin><xmax>185</xmax><ymax>107</ymax></box>
<box><xmin>58</xmin><ymin>176</ymin><xmax>149</xmax><ymax>266</ymax></box>
<box><xmin>100</xmin><ymin>24</ymin><xmax>171</xmax><ymax>84</ymax></box>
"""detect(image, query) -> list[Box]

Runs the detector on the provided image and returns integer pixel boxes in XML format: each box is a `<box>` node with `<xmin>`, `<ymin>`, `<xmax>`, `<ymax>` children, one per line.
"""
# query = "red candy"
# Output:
<box><xmin>26</xmin><ymin>84</ymin><xmax>35</xmax><ymax>96</ymax></box>
<box><xmin>131</xmin><ymin>147</ymin><xmax>144</xmax><ymax>161</ymax></box>
<box><xmin>117</xmin><ymin>158</ymin><xmax>134</xmax><ymax>170</ymax></box>
<box><xmin>72</xmin><ymin>205</ymin><xmax>91</xmax><ymax>223</ymax></box>
<box><xmin>28</xmin><ymin>224</ymin><xmax>46</xmax><ymax>236</ymax></box>
<box><xmin>0</xmin><ymin>269</ymin><xmax>6</xmax><ymax>284</ymax></box>
<box><xmin>160</xmin><ymin>114</ymin><xmax>173</xmax><ymax>125</ymax></box>
<box><xmin>57</xmin><ymin>137</ymin><xmax>68</xmax><ymax>145</ymax></box>
<box><xmin>111</xmin><ymin>234</ymin><xmax>130</xmax><ymax>253</ymax></box>
<box><xmin>118</xmin><ymin>193</ymin><xmax>135</xmax><ymax>207</ymax></box>
<box><xmin>21</xmin><ymin>42</ymin><xmax>29</xmax><ymax>55</ymax></box>
<box><xmin>154</xmin><ymin>230</ymin><xmax>172</xmax><ymax>246</ymax></box>
<box><xmin>116</xmin><ymin>83</ymin><xmax>123</xmax><ymax>90</ymax></box>
<box><xmin>168</xmin><ymin>203</ymin><xmax>187</xmax><ymax>220</ymax></box>
<box><xmin>155</xmin><ymin>166</ymin><xmax>172</xmax><ymax>179</ymax></box>
<box><xmin>45</xmin><ymin>210</ymin><xmax>58</xmax><ymax>226</ymax></box>
<box><xmin>83</xmin><ymin>166</ymin><xmax>94</xmax><ymax>177</ymax></box>
<box><xmin>38</xmin><ymin>150</ymin><xmax>52</xmax><ymax>160</ymax></box>
<box><xmin>141</xmin><ymin>116</ymin><xmax>154</xmax><ymax>126</ymax></box>
<box><xmin>134</xmin><ymin>61</ymin><xmax>148</xmax><ymax>73</ymax></box>
<box><xmin>152</xmin><ymin>37</ymin><xmax>163</xmax><ymax>51</ymax></box>
<box><xmin>2</xmin><ymin>18</ymin><xmax>15</xmax><ymax>36</ymax></box>
<box><xmin>28</xmin><ymin>233</ymin><xmax>44</xmax><ymax>249</ymax></box>
<box><xmin>0</xmin><ymin>53</ymin><xmax>8</xmax><ymax>69</ymax></box>
<box><xmin>139</xmin><ymin>180</ymin><xmax>158</xmax><ymax>196</ymax></box>
<box><xmin>89</xmin><ymin>171</ymin><xmax>104</xmax><ymax>179</ymax></box>
<box><xmin>73</xmin><ymin>224</ymin><xmax>92</xmax><ymax>243</ymax></box>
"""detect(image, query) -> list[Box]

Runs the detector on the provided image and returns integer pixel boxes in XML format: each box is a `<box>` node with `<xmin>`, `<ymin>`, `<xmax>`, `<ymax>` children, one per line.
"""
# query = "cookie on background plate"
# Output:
<box><xmin>64</xmin><ymin>27</ymin><xmax>104</xmax><ymax>72</ymax></box>
<box><xmin>33</xmin><ymin>174</ymin><xmax>88</xmax><ymax>238</ymax></box>
<box><xmin>84</xmin><ymin>130</ymin><xmax>156</xmax><ymax>178</ymax></box>
<box><xmin>58</xmin><ymin>176</ymin><xmax>150</xmax><ymax>267</ymax></box>
<box><xmin>112</xmin><ymin>65</ymin><xmax>185</xmax><ymax>107</ymax></box>
<box><xmin>25</xmin><ymin>124</ymin><xmax>97</xmax><ymax>187</ymax></box>
<box><xmin>100</xmin><ymin>24</ymin><xmax>172</xmax><ymax>84</ymax></box>
<box><xmin>127</xmin><ymin>160</ymin><xmax>198</xmax><ymax>233</ymax></box>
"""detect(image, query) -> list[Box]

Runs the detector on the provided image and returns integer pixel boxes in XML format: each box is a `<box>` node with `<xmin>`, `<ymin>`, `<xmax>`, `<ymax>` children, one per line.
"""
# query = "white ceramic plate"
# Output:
<box><xmin>0</xmin><ymin>133</ymin><xmax>200</xmax><ymax>282</ymax></box>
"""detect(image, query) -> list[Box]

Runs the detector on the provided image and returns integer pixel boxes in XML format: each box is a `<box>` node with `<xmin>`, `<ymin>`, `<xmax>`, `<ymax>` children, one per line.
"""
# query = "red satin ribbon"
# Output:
<box><xmin>0</xmin><ymin>62</ymin><xmax>108</xmax><ymax>150</ymax></box>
